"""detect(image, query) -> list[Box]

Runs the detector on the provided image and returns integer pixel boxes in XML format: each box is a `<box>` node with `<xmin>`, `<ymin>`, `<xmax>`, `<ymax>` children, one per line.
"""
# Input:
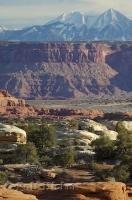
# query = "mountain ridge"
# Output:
<box><xmin>0</xmin><ymin>9</ymin><xmax>132</xmax><ymax>41</ymax></box>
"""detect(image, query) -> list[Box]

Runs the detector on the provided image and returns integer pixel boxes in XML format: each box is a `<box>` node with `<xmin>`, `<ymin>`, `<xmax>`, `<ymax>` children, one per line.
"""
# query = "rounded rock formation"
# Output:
<box><xmin>79</xmin><ymin>119</ymin><xmax>108</xmax><ymax>133</ymax></box>
<box><xmin>0</xmin><ymin>123</ymin><xmax>26</xmax><ymax>145</ymax></box>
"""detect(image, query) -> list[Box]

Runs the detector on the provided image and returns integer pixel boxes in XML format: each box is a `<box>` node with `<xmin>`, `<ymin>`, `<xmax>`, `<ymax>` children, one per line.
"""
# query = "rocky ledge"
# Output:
<box><xmin>0</xmin><ymin>187</ymin><xmax>37</xmax><ymax>200</ymax></box>
<box><xmin>7</xmin><ymin>182</ymin><xmax>130</xmax><ymax>200</ymax></box>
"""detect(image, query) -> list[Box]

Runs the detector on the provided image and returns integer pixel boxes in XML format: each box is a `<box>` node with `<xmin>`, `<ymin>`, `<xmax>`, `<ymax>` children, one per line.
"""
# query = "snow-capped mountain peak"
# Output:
<box><xmin>106</xmin><ymin>8</ymin><xmax>119</xmax><ymax>20</ymax></box>
<box><xmin>50</xmin><ymin>11</ymin><xmax>86</xmax><ymax>27</ymax></box>
<box><xmin>0</xmin><ymin>9</ymin><xmax>131</xmax><ymax>41</ymax></box>
<box><xmin>92</xmin><ymin>8</ymin><xmax>131</xmax><ymax>30</ymax></box>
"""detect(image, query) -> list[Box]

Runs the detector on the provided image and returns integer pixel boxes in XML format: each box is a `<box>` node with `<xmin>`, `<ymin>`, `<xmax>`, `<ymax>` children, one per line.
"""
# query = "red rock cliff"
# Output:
<box><xmin>0</xmin><ymin>42</ymin><xmax>131</xmax><ymax>99</ymax></box>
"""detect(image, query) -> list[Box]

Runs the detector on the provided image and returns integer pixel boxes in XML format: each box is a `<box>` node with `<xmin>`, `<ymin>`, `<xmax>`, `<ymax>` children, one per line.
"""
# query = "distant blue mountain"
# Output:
<box><xmin>0</xmin><ymin>9</ymin><xmax>132</xmax><ymax>41</ymax></box>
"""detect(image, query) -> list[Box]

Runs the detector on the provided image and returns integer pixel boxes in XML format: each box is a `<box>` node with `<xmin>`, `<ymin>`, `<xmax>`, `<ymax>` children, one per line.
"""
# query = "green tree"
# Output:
<box><xmin>63</xmin><ymin>147</ymin><xmax>75</xmax><ymax>167</ymax></box>
<box><xmin>115</xmin><ymin>131</ymin><xmax>132</xmax><ymax>160</ymax></box>
<box><xmin>13</xmin><ymin>143</ymin><xmax>38</xmax><ymax>164</ymax></box>
<box><xmin>54</xmin><ymin>147</ymin><xmax>75</xmax><ymax>167</ymax></box>
<box><xmin>115</xmin><ymin>131</ymin><xmax>132</xmax><ymax>180</ymax></box>
<box><xmin>91</xmin><ymin>136</ymin><xmax>116</xmax><ymax>161</ymax></box>
<box><xmin>28</xmin><ymin>124</ymin><xmax>56</xmax><ymax>154</ymax></box>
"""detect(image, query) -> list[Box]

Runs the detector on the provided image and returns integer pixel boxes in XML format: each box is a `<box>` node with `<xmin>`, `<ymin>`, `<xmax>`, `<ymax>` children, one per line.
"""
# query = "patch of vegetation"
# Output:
<box><xmin>0</xmin><ymin>172</ymin><xmax>8</xmax><ymax>185</ymax></box>
<box><xmin>0</xmin><ymin>118</ymin><xmax>131</xmax><ymax>183</ymax></box>
<box><xmin>92</xmin><ymin>130</ymin><xmax>132</xmax><ymax>182</ymax></box>
<box><xmin>91</xmin><ymin>135</ymin><xmax>116</xmax><ymax>161</ymax></box>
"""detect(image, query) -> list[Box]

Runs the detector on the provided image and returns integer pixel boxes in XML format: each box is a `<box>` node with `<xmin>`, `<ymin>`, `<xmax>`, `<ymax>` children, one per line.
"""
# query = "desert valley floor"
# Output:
<box><xmin>27</xmin><ymin>99</ymin><xmax>132</xmax><ymax>113</ymax></box>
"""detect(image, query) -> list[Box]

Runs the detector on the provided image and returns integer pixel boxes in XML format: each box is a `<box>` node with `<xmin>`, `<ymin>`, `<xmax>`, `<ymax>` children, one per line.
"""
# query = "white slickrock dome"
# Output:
<box><xmin>76</xmin><ymin>130</ymin><xmax>99</xmax><ymax>142</ymax></box>
<box><xmin>79</xmin><ymin>119</ymin><xmax>108</xmax><ymax>132</ymax></box>
<box><xmin>0</xmin><ymin>123</ymin><xmax>26</xmax><ymax>144</ymax></box>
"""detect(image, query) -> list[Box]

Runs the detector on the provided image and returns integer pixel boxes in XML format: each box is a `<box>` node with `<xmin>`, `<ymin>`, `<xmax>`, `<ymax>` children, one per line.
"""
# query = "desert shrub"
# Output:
<box><xmin>12</xmin><ymin>143</ymin><xmax>39</xmax><ymax>164</ymax></box>
<box><xmin>91</xmin><ymin>129</ymin><xmax>132</xmax><ymax>182</ymax></box>
<box><xmin>91</xmin><ymin>136</ymin><xmax>116</xmax><ymax>161</ymax></box>
<box><xmin>53</xmin><ymin>147</ymin><xmax>75</xmax><ymax>167</ymax></box>
<box><xmin>68</xmin><ymin>120</ymin><xmax>79</xmax><ymax>130</ymax></box>
<box><xmin>20</xmin><ymin>166</ymin><xmax>40</xmax><ymax>182</ymax></box>
<box><xmin>116</xmin><ymin>122</ymin><xmax>128</xmax><ymax>134</ymax></box>
<box><xmin>0</xmin><ymin>172</ymin><xmax>8</xmax><ymax>184</ymax></box>
<box><xmin>39</xmin><ymin>155</ymin><xmax>53</xmax><ymax>167</ymax></box>
<box><xmin>113</xmin><ymin>165</ymin><xmax>130</xmax><ymax>183</ymax></box>
<box><xmin>94</xmin><ymin>169</ymin><xmax>113</xmax><ymax>181</ymax></box>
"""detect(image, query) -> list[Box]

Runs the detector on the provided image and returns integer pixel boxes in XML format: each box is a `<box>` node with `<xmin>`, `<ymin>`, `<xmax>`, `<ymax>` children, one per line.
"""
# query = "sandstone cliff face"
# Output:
<box><xmin>0</xmin><ymin>42</ymin><xmax>131</xmax><ymax>99</ymax></box>
<box><xmin>0</xmin><ymin>43</ymin><xmax>109</xmax><ymax>66</ymax></box>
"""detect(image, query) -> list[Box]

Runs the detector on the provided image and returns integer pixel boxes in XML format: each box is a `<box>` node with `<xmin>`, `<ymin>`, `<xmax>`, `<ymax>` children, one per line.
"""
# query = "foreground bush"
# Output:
<box><xmin>0</xmin><ymin>172</ymin><xmax>8</xmax><ymax>185</ymax></box>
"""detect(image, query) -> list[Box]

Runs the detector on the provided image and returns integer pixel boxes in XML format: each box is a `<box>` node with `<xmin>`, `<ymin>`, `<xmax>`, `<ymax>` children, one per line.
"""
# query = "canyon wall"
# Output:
<box><xmin>0</xmin><ymin>42</ymin><xmax>131</xmax><ymax>99</ymax></box>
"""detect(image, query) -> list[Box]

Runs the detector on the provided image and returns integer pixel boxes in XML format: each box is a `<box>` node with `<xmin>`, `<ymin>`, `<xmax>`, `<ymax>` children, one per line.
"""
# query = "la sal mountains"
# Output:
<box><xmin>0</xmin><ymin>8</ymin><xmax>131</xmax><ymax>100</ymax></box>
<box><xmin>0</xmin><ymin>9</ymin><xmax>132</xmax><ymax>41</ymax></box>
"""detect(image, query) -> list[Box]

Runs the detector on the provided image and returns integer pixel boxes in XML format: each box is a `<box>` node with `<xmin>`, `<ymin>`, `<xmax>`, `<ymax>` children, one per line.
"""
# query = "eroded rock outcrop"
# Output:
<box><xmin>0</xmin><ymin>90</ymin><xmax>104</xmax><ymax>119</ymax></box>
<box><xmin>0</xmin><ymin>90</ymin><xmax>25</xmax><ymax>107</ymax></box>
<box><xmin>78</xmin><ymin>119</ymin><xmax>118</xmax><ymax>141</ymax></box>
<box><xmin>0</xmin><ymin>90</ymin><xmax>37</xmax><ymax>118</ymax></box>
<box><xmin>73</xmin><ymin>182</ymin><xmax>127</xmax><ymax>200</ymax></box>
<box><xmin>0</xmin><ymin>187</ymin><xmax>38</xmax><ymax>200</ymax></box>
<box><xmin>9</xmin><ymin>182</ymin><xmax>128</xmax><ymax>200</ymax></box>
<box><xmin>6</xmin><ymin>182</ymin><xmax>132</xmax><ymax>200</ymax></box>
<box><xmin>39</xmin><ymin>108</ymin><xmax>104</xmax><ymax>119</ymax></box>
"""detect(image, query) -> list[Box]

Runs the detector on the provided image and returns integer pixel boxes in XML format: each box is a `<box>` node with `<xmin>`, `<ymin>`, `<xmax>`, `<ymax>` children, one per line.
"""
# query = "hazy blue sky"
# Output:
<box><xmin>0</xmin><ymin>0</ymin><xmax>131</xmax><ymax>28</ymax></box>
